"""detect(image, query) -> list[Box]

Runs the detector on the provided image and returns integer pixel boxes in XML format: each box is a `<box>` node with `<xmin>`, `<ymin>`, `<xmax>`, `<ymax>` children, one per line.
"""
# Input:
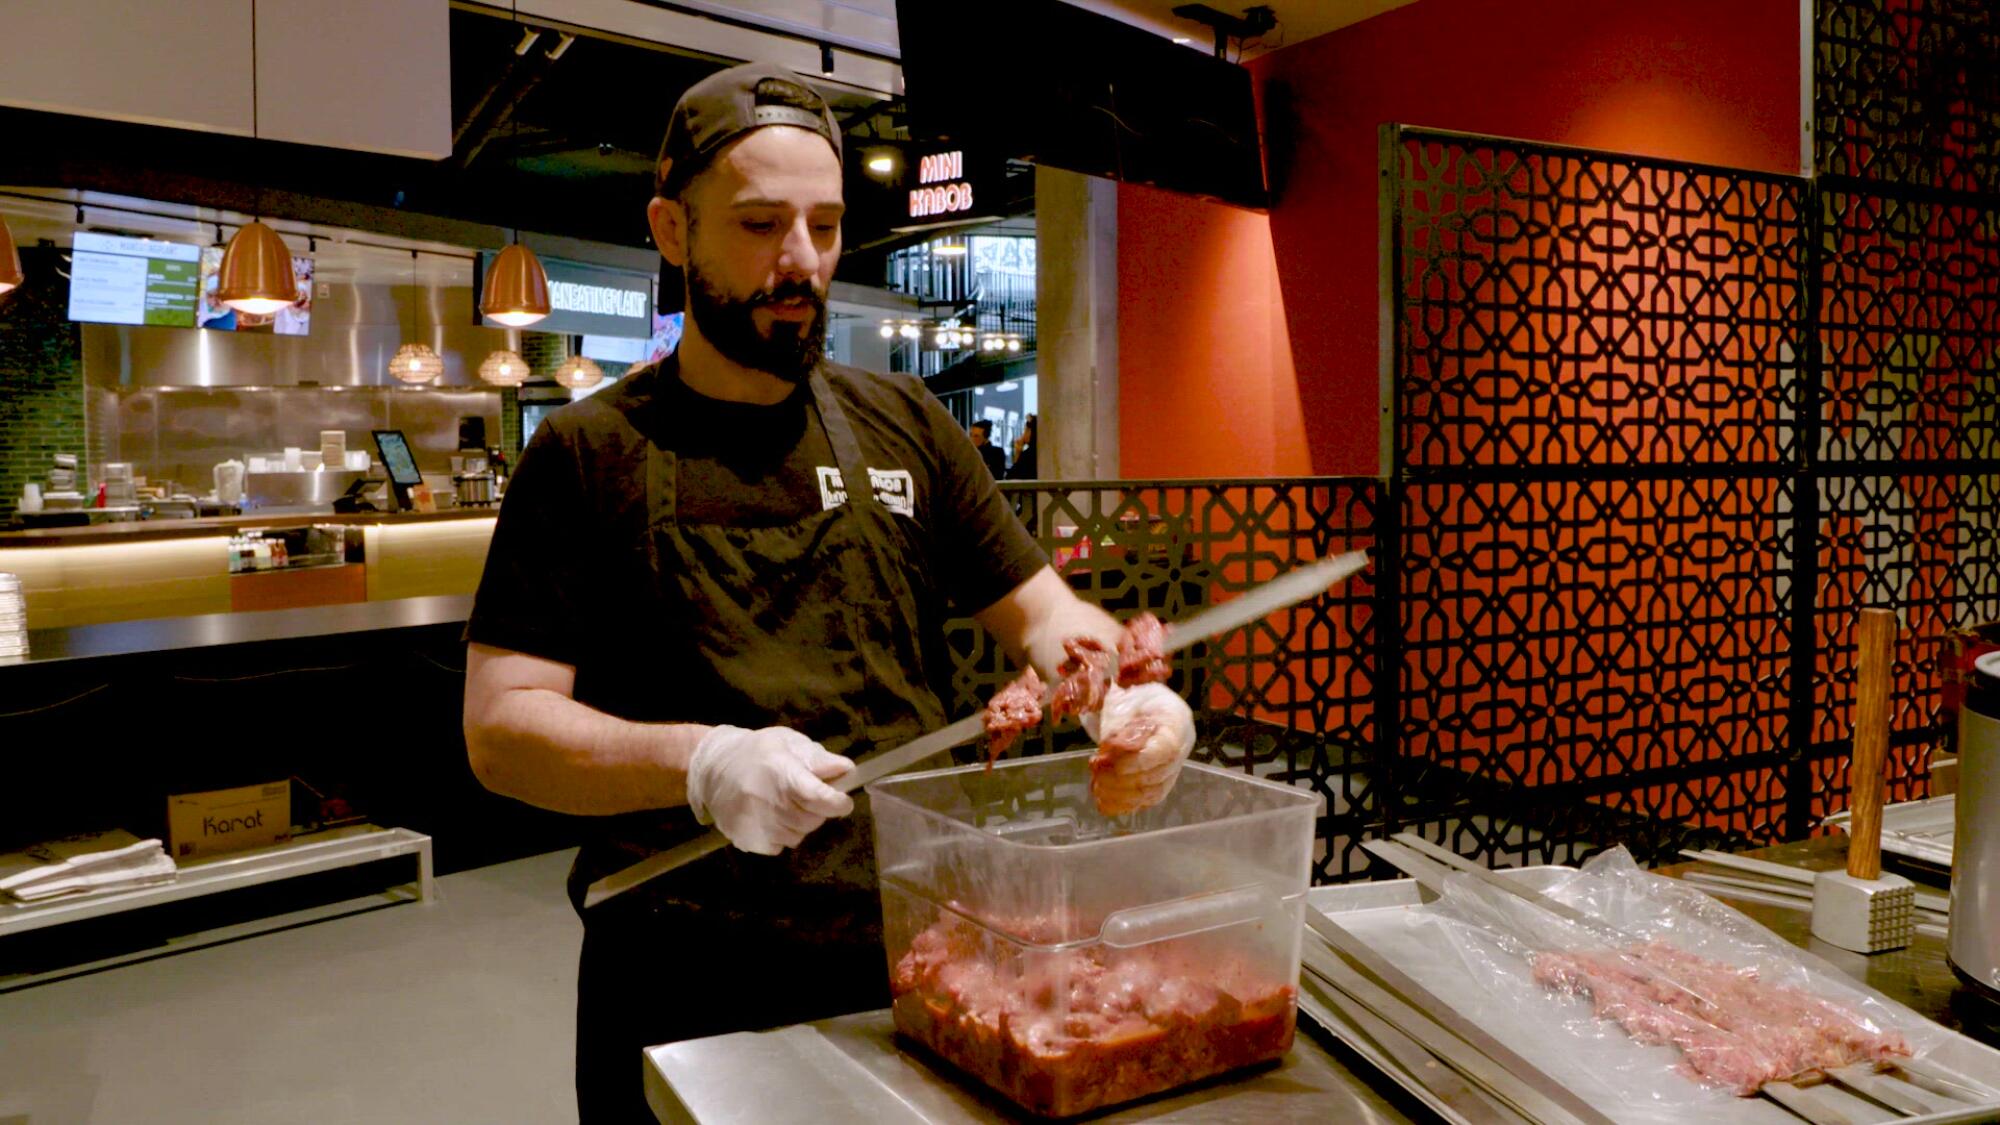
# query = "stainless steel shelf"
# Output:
<box><xmin>0</xmin><ymin>824</ymin><xmax>432</xmax><ymax>937</ymax></box>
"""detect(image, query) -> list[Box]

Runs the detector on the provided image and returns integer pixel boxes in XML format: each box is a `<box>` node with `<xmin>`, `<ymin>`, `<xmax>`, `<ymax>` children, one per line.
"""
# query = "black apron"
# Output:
<box><xmin>572</xmin><ymin>366</ymin><xmax>948</xmax><ymax>1123</ymax></box>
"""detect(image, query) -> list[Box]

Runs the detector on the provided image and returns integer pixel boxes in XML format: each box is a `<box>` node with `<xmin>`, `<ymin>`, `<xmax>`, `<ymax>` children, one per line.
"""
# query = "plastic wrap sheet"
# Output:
<box><xmin>1377</xmin><ymin>848</ymin><xmax>1947</xmax><ymax>1123</ymax></box>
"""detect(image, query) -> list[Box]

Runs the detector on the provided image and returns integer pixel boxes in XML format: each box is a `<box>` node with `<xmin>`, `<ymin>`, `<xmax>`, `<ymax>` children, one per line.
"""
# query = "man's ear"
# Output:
<box><xmin>648</xmin><ymin>177</ymin><xmax>688</xmax><ymax>269</ymax></box>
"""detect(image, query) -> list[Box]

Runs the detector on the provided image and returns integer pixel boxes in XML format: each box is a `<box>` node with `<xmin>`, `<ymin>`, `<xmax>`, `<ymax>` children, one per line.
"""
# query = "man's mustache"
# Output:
<box><xmin>748</xmin><ymin>280</ymin><xmax>824</xmax><ymax>308</ymax></box>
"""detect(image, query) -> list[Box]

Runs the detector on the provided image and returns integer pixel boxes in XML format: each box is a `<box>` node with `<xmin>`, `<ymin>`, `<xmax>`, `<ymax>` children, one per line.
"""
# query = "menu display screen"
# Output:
<box><xmin>198</xmin><ymin>246</ymin><xmax>314</xmax><ymax>335</ymax></box>
<box><xmin>67</xmin><ymin>232</ymin><xmax>202</xmax><ymax>327</ymax></box>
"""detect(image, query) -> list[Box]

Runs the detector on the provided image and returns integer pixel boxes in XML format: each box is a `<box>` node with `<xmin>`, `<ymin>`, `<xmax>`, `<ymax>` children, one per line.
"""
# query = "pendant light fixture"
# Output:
<box><xmin>215</xmin><ymin>0</ymin><xmax>297</xmax><ymax>316</ymax></box>
<box><xmin>552</xmin><ymin>354</ymin><xmax>603</xmax><ymax>390</ymax></box>
<box><xmin>390</xmin><ymin>250</ymin><xmax>443</xmax><ymax>385</ymax></box>
<box><xmin>215</xmin><ymin>220</ymin><xmax>295</xmax><ymax>314</ymax></box>
<box><xmin>480</xmin><ymin>243</ymin><xmax>551</xmax><ymax>327</ymax></box>
<box><xmin>478</xmin><ymin>348</ymin><xmax>529</xmax><ymax>386</ymax></box>
<box><xmin>478</xmin><ymin>0</ymin><xmax>552</xmax><ymax>328</ymax></box>
<box><xmin>0</xmin><ymin>215</ymin><xmax>22</xmax><ymax>296</ymax></box>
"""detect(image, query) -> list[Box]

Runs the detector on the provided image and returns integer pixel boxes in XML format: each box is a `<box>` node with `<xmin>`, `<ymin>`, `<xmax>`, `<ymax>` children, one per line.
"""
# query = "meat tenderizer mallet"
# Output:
<box><xmin>1812</xmin><ymin>607</ymin><xmax>1917</xmax><ymax>954</ymax></box>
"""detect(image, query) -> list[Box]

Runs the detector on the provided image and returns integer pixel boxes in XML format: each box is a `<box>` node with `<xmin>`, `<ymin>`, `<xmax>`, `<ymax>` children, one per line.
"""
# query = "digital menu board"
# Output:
<box><xmin>198</xmin><ymin>246</ymin><xmax>314</xmax><ymax>335</ymax></box>
<box><xmin>66</xmin><ymin>232</ymin><xmax>202</xmax><ymax>327</ymax></box>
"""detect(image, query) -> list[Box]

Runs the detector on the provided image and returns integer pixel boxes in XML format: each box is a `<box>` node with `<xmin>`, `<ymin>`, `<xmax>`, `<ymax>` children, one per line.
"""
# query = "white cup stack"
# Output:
<box><xmin>0</xmin><ymin>573</ymin><xmax>26</xmax><ymax>661</ymax></box>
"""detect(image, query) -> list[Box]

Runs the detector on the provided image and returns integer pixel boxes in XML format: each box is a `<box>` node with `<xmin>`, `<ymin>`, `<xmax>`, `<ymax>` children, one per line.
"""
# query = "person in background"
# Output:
<box><xmin>1005</xmin><ymin>414</ymin><xmax>1037</xmax><ymax>480</ymax></box>
<box><xmin>968</xmin><ymin>419</ymin><xmax>1007</xmax><ymax>480</ymax></box>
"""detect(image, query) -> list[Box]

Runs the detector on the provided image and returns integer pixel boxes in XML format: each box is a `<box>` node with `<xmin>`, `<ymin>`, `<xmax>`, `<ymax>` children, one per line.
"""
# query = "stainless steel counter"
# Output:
<box><xmin>644</xmin><ymin>837</ymin><xmax>2000</xmax><ymax>1123</ymax></box>
<box><xmin>7</xmin><ymin>594</ymin><xmax>471</xmax><ymax>666</ymax></box>
<box><xmin>644</xmin><ymin>1009</ymin><xmax>1419</xmax><ymax>1124</ymax></box>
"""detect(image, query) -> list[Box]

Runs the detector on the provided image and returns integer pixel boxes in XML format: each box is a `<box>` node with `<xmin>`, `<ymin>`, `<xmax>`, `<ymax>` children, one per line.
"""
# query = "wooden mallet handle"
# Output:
<box><xmin>1848</xmin><ymin>608</ymin><xmax>1897</xmax><ymax>881</ymax></box>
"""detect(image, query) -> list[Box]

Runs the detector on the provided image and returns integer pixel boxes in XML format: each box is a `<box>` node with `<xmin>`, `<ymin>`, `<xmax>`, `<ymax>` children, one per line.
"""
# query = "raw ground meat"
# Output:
<box><xmin>891</xmin><ymin>911</ymin><xmax>1295</xmax><ymax>1116</ymax></box>
<box><xmin>984</xmin><ymin>669</ymin><xmax>1045</xmax><ymax>764</ymax></box>
<box><xmin>1115</xmin><ymin>614</ymin><xmax>1171</xmax><ymax>687</ymax></box>
<box><xmin>1050</xmin><ymin>635</ymin><xmax>1116</xmax><ymax>723</ymax></box>
<box><xmin>1533</xmin><ymin>942</ymin><xmax>1909</xmax><ymax>1095</ymax></box>
<box><xmin>977</xmin><ymin>615</ymin><xmax>1185</xmax><ymax>812</ymax></box>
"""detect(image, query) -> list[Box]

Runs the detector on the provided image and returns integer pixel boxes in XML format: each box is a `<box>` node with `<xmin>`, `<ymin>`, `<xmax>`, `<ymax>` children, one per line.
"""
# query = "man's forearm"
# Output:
<box><xmin>468</xmin><ymin>688</ymin><xmax>710</xmax><ymax>816</ymax></box>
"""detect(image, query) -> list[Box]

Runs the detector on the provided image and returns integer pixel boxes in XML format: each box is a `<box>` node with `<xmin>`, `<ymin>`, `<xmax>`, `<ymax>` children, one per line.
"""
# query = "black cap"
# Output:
<box><xmin>655</xmin><ymin>63</ymin><xmax>843</xmax><ymax>198</ymax></box>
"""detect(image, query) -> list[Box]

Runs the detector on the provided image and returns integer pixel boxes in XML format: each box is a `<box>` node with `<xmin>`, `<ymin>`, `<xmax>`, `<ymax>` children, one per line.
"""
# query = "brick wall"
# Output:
<box><xmin>0</xmin><ymin>247</ymin><xmax>85</xmax><ymax>521</ymax></box>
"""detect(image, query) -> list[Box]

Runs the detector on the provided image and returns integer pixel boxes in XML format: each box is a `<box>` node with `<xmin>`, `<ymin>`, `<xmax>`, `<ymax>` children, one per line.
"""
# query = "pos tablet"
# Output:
<box><xmin>372</xmin><ymin>430</ymin><xmax>424</xmax><ymax>511</ymax></box>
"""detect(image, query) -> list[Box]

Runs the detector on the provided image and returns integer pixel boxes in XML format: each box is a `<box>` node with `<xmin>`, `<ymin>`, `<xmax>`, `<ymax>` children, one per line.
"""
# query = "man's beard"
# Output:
<box><xmin>685</xmin><ymin>254</ymin><xmax>827</xmax><ymax>384</ymax></box>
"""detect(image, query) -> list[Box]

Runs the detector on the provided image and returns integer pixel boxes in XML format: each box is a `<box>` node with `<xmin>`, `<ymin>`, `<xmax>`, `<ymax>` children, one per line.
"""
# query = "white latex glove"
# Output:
<box><xmin>684</xmin><ymin>726</ymin><xmax>856</xmax><ymax>855</ymax></box>
<box><xmin>1081</xmin><ymin>683</ymin><xmax>1196</xmax><ymax>817</ymax></box>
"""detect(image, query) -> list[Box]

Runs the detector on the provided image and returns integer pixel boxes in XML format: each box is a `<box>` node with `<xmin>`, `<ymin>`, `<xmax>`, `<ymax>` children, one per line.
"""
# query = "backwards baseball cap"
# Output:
<box><xmin>655</xmin><ymin>63</ymin><xmax>843</xmax><ymax>198</ymax></box>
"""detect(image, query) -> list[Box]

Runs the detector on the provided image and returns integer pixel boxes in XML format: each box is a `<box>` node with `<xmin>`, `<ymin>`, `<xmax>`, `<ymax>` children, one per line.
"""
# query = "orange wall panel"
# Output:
<box><xmin>1117</xmin><ymin>0</ymin><xmax>1803</xmax><ymax>478</ymax></box>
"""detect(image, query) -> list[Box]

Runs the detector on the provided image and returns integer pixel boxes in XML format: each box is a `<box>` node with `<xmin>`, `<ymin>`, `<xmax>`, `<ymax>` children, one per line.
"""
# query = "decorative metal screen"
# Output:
<box><xmin>1814</xmin><ymin>0</ymin><xmax>2000</xmax><ymax>196</ymax></box>
<box><xmin>1387</xmin><ymin>128</ymin><xmax>1811</xmax><ymax>865</ymax></box>
<box><xmin>1387</xmin><ymin>122</ymin><xmax>2000</xmax><ymax>868</ymax></box>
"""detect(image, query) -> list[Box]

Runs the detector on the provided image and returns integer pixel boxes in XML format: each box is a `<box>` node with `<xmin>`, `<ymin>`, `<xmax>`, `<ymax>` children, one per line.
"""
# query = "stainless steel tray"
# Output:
<box><xmin>1302</xmin><ymin>868</ymin><xmax>2000</xmax><ymax>1125</ymax></box>
<box><xmin>1824</xmin><ymin>794</ymin><xmax>1956</xmax><ymax>868</ymax></box>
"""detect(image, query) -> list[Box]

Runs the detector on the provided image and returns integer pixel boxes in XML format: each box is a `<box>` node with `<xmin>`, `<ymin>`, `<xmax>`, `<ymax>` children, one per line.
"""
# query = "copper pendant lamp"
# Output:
<box><xmin>215</xmin><ymin>219</ymin><xmax>295</xmax><ymax>315</ymax></box>
<box><xmin>216</xmin><ymin>0</ymin><xmax>296</xmax><ymax>318</ymax></box>
<box><xmin>0</xmin><ymin>215</ymin><xmax>23</xmax><ymax>295</ymax></box>
<box><xmin>480</xmin><ymin>242</ymin><xmax>551</xmax><ymax>327</ymax></box>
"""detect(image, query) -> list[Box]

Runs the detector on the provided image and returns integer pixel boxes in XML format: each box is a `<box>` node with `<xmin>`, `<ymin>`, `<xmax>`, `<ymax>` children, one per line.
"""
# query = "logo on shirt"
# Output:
<box><xmin>816</xmin><ymin>467</ymin><xmax>916</xmax><ymax>518</ymax></box>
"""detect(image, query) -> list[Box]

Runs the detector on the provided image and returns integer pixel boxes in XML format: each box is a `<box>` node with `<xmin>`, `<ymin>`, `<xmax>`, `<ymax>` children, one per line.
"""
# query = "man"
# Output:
<box><xmin>461</xmin><ymin>64</ymin><xmax>1195</xmax><ymax>1123</ymax></box>
<box><xmin>968</xmin><ymin>418</ymin><xmax>1007</xmax><ymax>479</ymax></box>
<box><xmin>964</xmin><ymin>416</ymin><xmax>1008</xmax><ymax>476</ymax></box>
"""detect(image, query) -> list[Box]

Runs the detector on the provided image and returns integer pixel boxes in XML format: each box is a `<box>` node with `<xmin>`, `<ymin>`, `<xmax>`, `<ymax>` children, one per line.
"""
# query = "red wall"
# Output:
<box><xmin>1118</xmin><ymin>0</ymin><xmax>1803</xmax><ymax>478</ymax></box>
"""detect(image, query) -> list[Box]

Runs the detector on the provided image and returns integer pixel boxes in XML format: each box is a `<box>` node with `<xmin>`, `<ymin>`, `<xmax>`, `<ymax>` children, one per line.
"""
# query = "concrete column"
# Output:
<box><xmin>1035</xmin><ymin>167</ymin><xmax>1119</xmax><ymax>481</ymax></box>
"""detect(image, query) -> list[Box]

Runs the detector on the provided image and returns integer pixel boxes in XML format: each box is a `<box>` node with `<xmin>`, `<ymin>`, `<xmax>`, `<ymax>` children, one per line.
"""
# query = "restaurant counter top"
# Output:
<box><xmin>0</xmin><ymin>507</ymin><xmax>498</xmax><ymax>547</ymax></box>
<box><xmin>646</xmin><ymin>837</ymin><xmax>2000</xmax><ymax>1124</ymax></box>
<box><xmin>4</xmin><ymin>594</ymin><xmax>473</xmax><ymax>667</ymax></box>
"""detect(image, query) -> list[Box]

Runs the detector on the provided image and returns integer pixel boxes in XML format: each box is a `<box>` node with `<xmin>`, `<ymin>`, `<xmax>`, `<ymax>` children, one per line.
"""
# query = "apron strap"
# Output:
<box><xmin>809</xmin><ymin>366</ymin><xmax>882</xmax><ymax>517</ymax></box>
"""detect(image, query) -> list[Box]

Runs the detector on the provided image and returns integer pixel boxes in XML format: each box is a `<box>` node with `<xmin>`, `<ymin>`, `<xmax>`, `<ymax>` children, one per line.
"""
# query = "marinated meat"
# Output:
<box><xmin>981</xmin><ymin>614</ymin><xmax>1181</xmax><ymax>791</ymax></box>
<box><xmin>1533</xmin><ymin>942</ymin><xmax>1909</xmax><ymax>1095</ymax></box>
<box><xmin>1050</xmin><ymin>636</ymin><xmax>1116</xmax><ymax>722</ymax></box>
<box><xmin>1116</xmin><ymin>613</ymin><xmax>1171</xmax><ymax>687</ymax></box>
<box><xmin>892</xmin><ymin>911</ymin><xmax>1295</xmax><ymax>1116</ymax></box>
<box><xmin>984</xmin><ymin>669</ymin><xmax>1046</xmax><ymax>764</ymax></box>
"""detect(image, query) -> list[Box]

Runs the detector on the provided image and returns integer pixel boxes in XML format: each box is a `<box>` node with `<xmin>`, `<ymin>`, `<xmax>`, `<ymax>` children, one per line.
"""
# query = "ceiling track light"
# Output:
<box><xmin>820</xmin><ymin>43</ymin><xmax>835</xmax><ymax>75</ymax></box>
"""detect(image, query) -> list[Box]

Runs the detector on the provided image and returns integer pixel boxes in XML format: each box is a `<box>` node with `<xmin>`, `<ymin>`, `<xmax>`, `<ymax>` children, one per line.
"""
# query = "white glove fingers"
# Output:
<box><xmin>785</xmin><ymin>771</ymin><xmax>856</xmax><ymax>819</ymax></box>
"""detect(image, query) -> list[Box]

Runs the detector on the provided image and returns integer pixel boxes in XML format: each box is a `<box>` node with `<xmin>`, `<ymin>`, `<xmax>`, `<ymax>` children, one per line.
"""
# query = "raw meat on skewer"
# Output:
<box><xmin>1533</xmin><ymin>941</ymin><xmax>1909</xmax><ymax>1095</ymax></box>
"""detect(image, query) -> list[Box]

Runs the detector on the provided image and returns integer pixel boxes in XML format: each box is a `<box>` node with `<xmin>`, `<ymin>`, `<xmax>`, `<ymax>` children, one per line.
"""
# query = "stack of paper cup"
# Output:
<box><xmin>0</xmin><ymin>573</ymin><xmax>25</xmax><ymax>660</ymax></box>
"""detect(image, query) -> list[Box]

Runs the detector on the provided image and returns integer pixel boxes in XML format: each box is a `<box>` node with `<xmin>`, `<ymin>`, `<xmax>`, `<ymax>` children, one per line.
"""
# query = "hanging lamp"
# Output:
<box><xmin>480</xmin><ymin>243</ymin><xmax>551</xmax><ymax>326</ymax></box>
<box><xmin>478</xmin><ymin>0</ymin><xmax>552</xmax><ymax>328</ymax></box>
<box><xmin>390</xmin><ymin>250</ymin><xmax>443</xmax><ymax>384</ymax></box>
<box><xmin>215</xmin><ymin>220</ymin><xmax>295</xmax><ymax>314</ymax></box>
<box><xmin>479</xmin><ymin>348</ymin><xmax>529</xmax><ymax>386</ymax></box>
<box><xmin>215</xmin><ymin>0</ymin><xmax>296</xmax><ymax>316</ymax></box>
<box><xmin>0</xmin><ymin>216</ymin><xmax>22</xmax><ymax>295</ymax></box>
<box><xmin>552</xmin><ymin>354</ymin><xmax>603</xmax><ymax>389</ymax></box>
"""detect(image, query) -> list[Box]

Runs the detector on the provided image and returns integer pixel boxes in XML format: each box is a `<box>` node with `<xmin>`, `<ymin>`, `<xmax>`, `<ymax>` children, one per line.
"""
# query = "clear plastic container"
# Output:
<box><xmin>869</xmin><ymin>750</ymin><xmax>1317</xmax><ymax>1117</ymax></box>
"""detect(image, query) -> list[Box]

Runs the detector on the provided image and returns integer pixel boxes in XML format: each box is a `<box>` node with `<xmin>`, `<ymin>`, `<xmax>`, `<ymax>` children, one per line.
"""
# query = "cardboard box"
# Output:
<box><xmin>167</xmin><ymin>781</ymin><xmax>291</xmax><ymax>860</ymax></box>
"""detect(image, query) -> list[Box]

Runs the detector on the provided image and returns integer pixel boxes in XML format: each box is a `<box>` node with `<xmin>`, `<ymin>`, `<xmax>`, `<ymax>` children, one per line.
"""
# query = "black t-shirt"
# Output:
<box><xmin>465</xmin><ymin>358</ymin><xmax>1048</xmax><ymax>714</ymax></box>
<box><xmin>974</xmin><ymin>441</ymin><xmax>1007</xmax><ymax>481</ymax></box>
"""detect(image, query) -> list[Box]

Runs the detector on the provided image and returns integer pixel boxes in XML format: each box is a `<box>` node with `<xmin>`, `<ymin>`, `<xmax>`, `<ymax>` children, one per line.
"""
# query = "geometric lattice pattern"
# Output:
<box><xmin>946</xmin><ymin>479</ymin><xmax>1383</xmax><ymax>883</ymax></box>
<box><xmin>1396</xmin><ymin>476</ymin><xmax>1796</xmax><ymax>863</ymax></box>
<box><xmin>1391</xmin><ymin>124</ymin><xmax>2000</xmax><ymax>868</ymax></box>
<box><xmin>1811</xmin><ymin>472</ymin><xmax>2000</xmax><ymax>811</ymax></box>
<box><xmin>1396</xmin><ymin>132</ymin><xmax>1808</xmax><ymax>473</ymax></box>
<box><xmin>1820</xmin><ymin>191</ymin><xmax>2000</xmax><ymax>464</ymax></box>
<box><xmin>1815</xmin><ymin>0</ymin><xmax>2000</xmax><ymax>197</ymax></box>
